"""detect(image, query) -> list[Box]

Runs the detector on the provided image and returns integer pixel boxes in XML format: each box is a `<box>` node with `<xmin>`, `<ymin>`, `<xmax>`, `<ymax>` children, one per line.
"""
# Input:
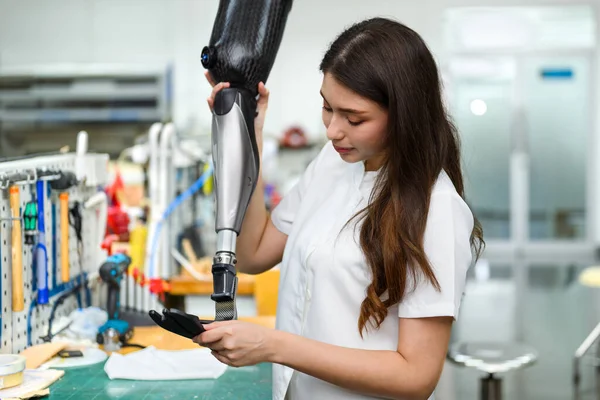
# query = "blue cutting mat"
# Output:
<box><xmin>47</xmin><ymin>361</ymin><xmax>272</xmax><ymax>399</ymax></box>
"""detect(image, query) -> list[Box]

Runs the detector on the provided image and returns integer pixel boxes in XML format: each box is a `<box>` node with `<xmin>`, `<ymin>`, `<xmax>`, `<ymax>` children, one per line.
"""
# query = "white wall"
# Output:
<box><xmin>0</xmin><ymin>0</ymin><xmax>218</xmax><ymax>134</ymax></box>
<box><xmin>2</xmin><ymin>0</ymin><xmax>590</xmax><ymax>137</ymax></box>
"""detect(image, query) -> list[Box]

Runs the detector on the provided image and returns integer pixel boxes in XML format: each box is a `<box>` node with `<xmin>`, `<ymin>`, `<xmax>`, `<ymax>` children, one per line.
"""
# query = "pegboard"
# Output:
<box><xmin>0</xmin><ymin>153</ymin><xmax>108</xmax><ymax>354</ymax></box>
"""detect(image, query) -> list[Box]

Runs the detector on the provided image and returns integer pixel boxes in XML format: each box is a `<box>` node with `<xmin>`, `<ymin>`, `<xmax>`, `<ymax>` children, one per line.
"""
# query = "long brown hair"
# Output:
<box><xmin>320</xmin><ymin>18</ymin><xmax>485</xmax><ymax>336</ymax></box>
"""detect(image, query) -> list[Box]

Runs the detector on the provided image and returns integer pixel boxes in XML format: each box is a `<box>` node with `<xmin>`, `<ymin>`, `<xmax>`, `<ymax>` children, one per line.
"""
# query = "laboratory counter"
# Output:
<box><xmin>47</xmin><ymin>361</ymin><xmax>271</xmax><ymax>400</ymax></box>
<box><xmin>46</xmin><ymin>318</ymin><xmax>276</xmax><ymax>399</ymax></box>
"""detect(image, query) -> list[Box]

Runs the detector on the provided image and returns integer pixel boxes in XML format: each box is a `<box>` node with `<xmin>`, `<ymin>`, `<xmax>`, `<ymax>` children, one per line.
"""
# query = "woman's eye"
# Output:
<box><xmin>322</xmin><ymin>106</ymin><xmax>333</xmax><ymax>113</ymax></box>
<box><xmin>348</xmin><ymin>119</ymin><xmax>363</xmax><ymax>126</ymax></box>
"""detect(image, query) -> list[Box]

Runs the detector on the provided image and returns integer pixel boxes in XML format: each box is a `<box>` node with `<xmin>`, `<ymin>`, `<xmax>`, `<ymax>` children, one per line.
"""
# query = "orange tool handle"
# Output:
<box><xmin>60</xmin><ymin>193</ymin><xmax>69</xmax><ymax>283</ymax></box>
<box><xmin>10</xmin><ymin>186</ymin><xmax>24</xmax><ymax>312</ymax></box>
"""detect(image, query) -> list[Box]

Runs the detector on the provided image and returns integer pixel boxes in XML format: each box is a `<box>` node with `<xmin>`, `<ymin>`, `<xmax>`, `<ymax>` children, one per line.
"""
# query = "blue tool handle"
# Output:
<box><xmin>36</xmin><ymin>240</ymin><xmax>49</xmax><ymax>304</ymax></box>
<box><xmin>107</xmin><ymin>285</ymin><xmax>119</xmax><ymax>320</ymax></box>
<box><xmin>37</xmin><ymin>181</ymin><xmax>45</xmax><ymax>231</ymax></box>
<box><xmin>36</xmin><ymin>180</ymin><xmax>49</xmax><ymax>304</ymax></box>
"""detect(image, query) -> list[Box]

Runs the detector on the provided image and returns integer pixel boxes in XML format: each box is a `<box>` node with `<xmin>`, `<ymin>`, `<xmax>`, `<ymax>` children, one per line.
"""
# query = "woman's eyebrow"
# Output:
<box><xmin>320</xmin><ymin>90</ymin><xmax>367</xmax><ymax>115</ymax></box>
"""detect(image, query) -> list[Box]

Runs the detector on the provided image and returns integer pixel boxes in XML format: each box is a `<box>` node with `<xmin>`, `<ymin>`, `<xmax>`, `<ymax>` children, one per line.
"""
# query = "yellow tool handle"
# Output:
<box><xmin>10</xmin><ymin>186</ymin><xmax>24</xmax><ymax>312</ymax></box>
<box><xmin>60</xmin><ymin>193</ymin><xmax>69</xmax><ymax>283</ymax></box>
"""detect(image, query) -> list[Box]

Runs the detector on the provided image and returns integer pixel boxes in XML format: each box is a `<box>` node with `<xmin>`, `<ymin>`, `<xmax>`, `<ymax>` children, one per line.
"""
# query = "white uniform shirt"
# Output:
<box><xmin>270</xmin><ymin>141</ymin><xmax>474</xmax><ymax>400</ymax></box>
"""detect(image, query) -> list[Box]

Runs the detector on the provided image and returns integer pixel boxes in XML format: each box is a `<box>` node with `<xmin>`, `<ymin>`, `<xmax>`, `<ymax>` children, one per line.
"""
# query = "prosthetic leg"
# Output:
<box><xmin>150</xmin><ymin>0</ymin><xmax>292</xmax><ymax>336</ymax></box>
<box><xmin>204</xmin><ymin>0</ymin><xmax>293</xmax><ymax>319</ymax></box>
<box><xmin>208</xmin><ymin>88</ymin><xmax>258</xmax><ymax>320</ymax></box>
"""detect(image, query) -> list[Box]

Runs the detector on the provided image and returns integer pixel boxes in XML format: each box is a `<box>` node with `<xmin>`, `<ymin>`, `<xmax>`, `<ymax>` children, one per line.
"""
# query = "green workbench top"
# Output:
<box><xmin>47</xmin><ymin>361</ymin><xmax>272</xmax><ymax>399</ymax></box>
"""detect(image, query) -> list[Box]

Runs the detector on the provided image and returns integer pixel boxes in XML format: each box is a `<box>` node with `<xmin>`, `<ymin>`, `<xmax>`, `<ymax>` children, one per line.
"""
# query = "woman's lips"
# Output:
<box><xmin>333</xmin><ymin>145</ymin><xmax>353</xmax><ymax>154</ymax></box>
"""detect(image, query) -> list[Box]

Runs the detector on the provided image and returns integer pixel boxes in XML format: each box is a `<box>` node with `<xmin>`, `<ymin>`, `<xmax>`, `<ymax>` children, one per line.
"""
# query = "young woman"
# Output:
<box><xmin>195</xmin><ymin>17</ymin><xmax>484</xmax><ymax>400</ymax></box>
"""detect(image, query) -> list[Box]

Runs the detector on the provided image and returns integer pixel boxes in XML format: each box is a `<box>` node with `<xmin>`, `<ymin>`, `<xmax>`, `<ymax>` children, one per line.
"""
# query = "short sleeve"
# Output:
<box><xmin>270</xmin><ymin>142</ymin><xmax>329</xmax><ymax>235</ymax></box>
<box><xmin>398</xmin><ymin>191</ymin><xmax>474</xmax><ymax>320</ymax></box>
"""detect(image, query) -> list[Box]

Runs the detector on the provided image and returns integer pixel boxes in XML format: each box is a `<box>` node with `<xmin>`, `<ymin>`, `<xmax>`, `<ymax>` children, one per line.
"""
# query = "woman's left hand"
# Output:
<box><xmin>193</xmin><ymin>321</ymin><xmax>277</xmax><ymax>367</ymax></box>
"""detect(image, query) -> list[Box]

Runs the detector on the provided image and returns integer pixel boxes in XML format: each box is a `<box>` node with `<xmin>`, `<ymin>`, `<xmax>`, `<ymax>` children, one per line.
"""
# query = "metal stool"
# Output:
<box><xmin>573</xmin><ymin>266</ymin><xmax>600</xmax><ymax>398</ymax></box>
<box><xmin>447</xmin><ymin>342</ymin><xmax>538</xmax><ymax>400</ymax></box>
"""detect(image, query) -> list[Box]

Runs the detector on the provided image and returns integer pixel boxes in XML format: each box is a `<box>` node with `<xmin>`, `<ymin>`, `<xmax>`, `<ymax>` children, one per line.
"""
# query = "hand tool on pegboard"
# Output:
<box><xmin>33</xmin><ymin>169</ymin><xmax>62</xmax><ymax>305</ymax></box>
<box><xmin>22</xmin><ymin>169</ymin><xmax>38</xmax><ymax>247</ymax></box>
<box><xmin>23</xmin><ymin>201</ymin><xmax>37</xmax><ymax>246</ymax></box>
<box><xmin>48</xmin><ymin>171</ymin><xmax>78</xmax><ymax>284</ymax></box>
<box><xmin>68</xmin><ymin>201</ymin><xmax>86</xmax><ymax>308</ymax></box>
<box><xmin>3</xmin><ymin>171</ymin><xmax>34</xmax><ymax>312</ymax></box>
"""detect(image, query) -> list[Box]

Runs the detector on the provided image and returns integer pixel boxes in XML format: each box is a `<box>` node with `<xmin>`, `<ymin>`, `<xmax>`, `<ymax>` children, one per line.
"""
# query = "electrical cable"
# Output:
<box><xmin>40</xmin><ymin>282</ymin><xmax>84</xmax><ymax>342</ymax></box>
<box><xmin>69</xmin><ymin>201</ymin><xmax>91</xmax><ymax>308</ymax></box>
<box><xmin>121</xmin><ymin>343</ymin><xmax>146</xmax><ymax>349</ymax></box>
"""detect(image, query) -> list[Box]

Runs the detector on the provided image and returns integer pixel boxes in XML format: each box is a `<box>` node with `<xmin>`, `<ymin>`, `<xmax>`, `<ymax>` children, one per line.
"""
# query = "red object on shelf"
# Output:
<box><xmin>149</xmin><ymin>278</ymin><xmax>169</xmax><ymax>294</ymax></box>
<box><xmin>101</xmin><ymin>234</ymin><xmax>120</xmax><ymax>255</ymax></box>
<box><xmin>106</xmin><ymin>171</ymin><xmax>124</xmax><ymax>207</ymax></box>
<box><xmin>280</xmin><ymin>126</ymin><xmax>308</xmax><ymax>148</ymax></box>
<box><xmin>107</xmin><ymin>206</ymin><xmax>130</xmax><ymax>240</ymax></box>
<box><xmin>104</xmin><ymin>169</ymin><xmax>130</xmax><ymax>241</ymax></box>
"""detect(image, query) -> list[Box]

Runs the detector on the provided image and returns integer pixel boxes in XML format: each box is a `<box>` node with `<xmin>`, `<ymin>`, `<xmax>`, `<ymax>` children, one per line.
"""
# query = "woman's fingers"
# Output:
<box><xmin>205</xmin><ymin>341</ymin><xmax>227</xmax><ymax>351</ymax></box>
<box><xmin>211</xmin><ymin>82</ymin><xmax>230</xmax><ymax>99</ymax></box>
<box><xmin>207</xmin><ymin>82</ymin><xmax>230</xmax><ymax>110</ymax></box>
<box><xmin>258</xmin><ymin>81</ymin><xmax>268</xmax><ymax>96</ymax></box>
<box><xmin>257</xmin><ymin>82</ymin><xmax>270</xmax><ymax>105</ymax></box>
<box><xmin>256</xmin><ymin>82</ymin><xmax>270</xmax><ymax>119</ymax></box>
<box><xmin>211</xmin><ymin>350</ymin><xmax>231</xmax><ymax>365</ymax></box>
<box><xmin>206</xmin><ymin>81</ymin><xmax>269</xmax><ymax>115</ymax></box>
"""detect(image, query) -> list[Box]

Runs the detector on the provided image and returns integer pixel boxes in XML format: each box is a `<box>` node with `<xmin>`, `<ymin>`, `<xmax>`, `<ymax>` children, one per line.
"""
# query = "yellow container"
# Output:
<box><xmin>254</xmin><ymin>269</ymin><xmax>280</xmax><ymax>316</ymax></box>
<box><xmin>202</xmin><ymin>163</ymin><xmax>213</xmax><ymax>195</ymax></box>
<box><xmin>129</xmin><ymin>223</ymin><xmax>148</xmax><ymax>276</ymax></box>
<box><xmin>0</xmin><ymin>355</ymin><xmax>26</xmax><ymax>389</ymax></box>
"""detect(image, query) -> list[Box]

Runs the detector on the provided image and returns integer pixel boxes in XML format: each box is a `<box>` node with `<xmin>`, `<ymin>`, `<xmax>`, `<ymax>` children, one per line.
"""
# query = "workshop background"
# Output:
<box><xmin>1</xmin><ymin>0</ymin><xmax>600</xmax><ymax>399</ymax></box>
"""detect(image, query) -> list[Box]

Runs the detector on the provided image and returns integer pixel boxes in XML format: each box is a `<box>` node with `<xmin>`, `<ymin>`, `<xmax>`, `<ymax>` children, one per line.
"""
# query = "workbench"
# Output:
<box><xmin>45</xmin><ymin>318</ymin><xmax>276</xmax><ymax>399</ymax></box>
<box><xmin>46</xmin><ymin>361</ymin><xmax>271</xmax><ymax>399</ymax></box>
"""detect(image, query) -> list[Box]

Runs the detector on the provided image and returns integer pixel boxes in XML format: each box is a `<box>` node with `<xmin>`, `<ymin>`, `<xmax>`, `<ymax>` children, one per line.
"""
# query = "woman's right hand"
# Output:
<box><xmin>205</xmin><ymin>71</ymin><xmax>269</xmax><ymax>154</ymax></box>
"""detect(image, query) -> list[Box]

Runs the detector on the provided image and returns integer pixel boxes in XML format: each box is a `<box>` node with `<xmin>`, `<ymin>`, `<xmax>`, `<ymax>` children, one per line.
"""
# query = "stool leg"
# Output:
<box><xmin>480</xmin><ymin>374</ymin><xmax>502</xmax><ymax>400</ymax></box>
<box><xmin>596</xmin><ymin>343</ymin><xmax>600</xmax><ymax>400</ymax></box>
<box><xmin>574</xmin><ymin>322</ymin><xmax>600</xmax><ymax>396</ymax></box>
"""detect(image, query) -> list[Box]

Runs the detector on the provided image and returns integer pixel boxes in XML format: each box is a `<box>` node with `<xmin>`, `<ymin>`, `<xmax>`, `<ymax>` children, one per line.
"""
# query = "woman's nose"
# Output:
<box><xmin>326</xmin><ymin>116</ymin><xmax>345</xmax><ymax>141</ymax></box>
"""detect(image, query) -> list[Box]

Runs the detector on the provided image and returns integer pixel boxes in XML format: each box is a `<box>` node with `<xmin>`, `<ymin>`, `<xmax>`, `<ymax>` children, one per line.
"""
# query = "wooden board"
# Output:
<box><xmin>20</xmin><ymin>342</ymin><xmax>68</xmax><ymax>369</ymax></box>
<box><xmin>107</xmin><ymin>243</ymin><xmax>256</xmax><ymax>296</ymax></box>
<box><xmin>168</xmin><ymin>273</ymin><xmax>255</xmax><ymax>296</ymax></box>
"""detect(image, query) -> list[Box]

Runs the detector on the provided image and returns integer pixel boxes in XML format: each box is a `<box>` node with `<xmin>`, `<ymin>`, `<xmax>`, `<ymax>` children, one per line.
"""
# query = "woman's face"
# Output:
<box><xmin>320</xmin><ymin>72</ymin><xmax>388</xmax><ymax>171</ymax></box>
